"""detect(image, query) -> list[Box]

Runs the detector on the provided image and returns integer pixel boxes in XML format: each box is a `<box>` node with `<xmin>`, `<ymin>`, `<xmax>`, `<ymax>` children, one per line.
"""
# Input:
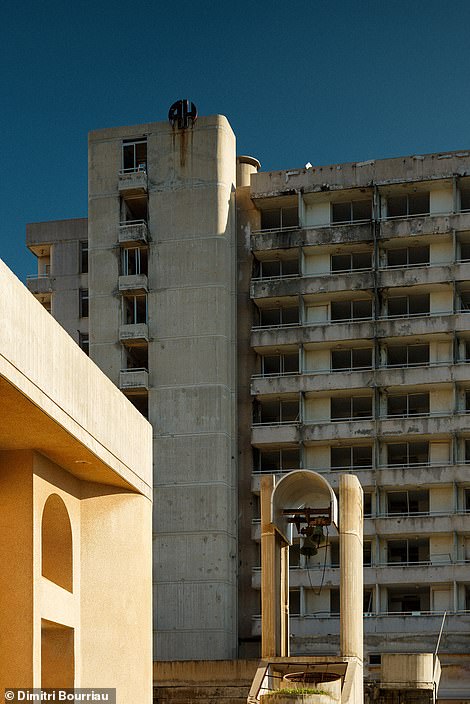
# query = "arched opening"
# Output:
<box><xmin>42</xmin><ymin>494</ymin><xmax>73</xmax><ymax>592</ymax></box>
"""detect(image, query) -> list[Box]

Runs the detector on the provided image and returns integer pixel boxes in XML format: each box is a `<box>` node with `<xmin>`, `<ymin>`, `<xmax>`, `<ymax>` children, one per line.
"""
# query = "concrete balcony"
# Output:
<box><xmin>119</xmin><ymin>368</ymin><xmax>149</xmax><ymax>392</ymax></box>
<box><xmin>251</xmin><ymin>222</ymin><xmax>373</xmax><ymax>254</ymax></box>
<box><xmin>26</xmin><ymin>275</ymin><xmax>53</xmax><ymax>294</ymax></box>
<box><xmin>118</xmin><ymin>274</ymin><xmax>148</xmax><ymax>293</ymax></box>
<box><xmin>368</xmin><ymin>512</ymin><xmax>470</xmax><ymax>537</ymax></box>
<box><xmin>377</xmin><ymin>413</ymin><xmax>458</xmax><ymax>438</ymax></box>
<box><xmin>118</xmin><ymin>323</ymin><xmax>149</xmax><ymax>344</ymax></box>
<box><xmin>375</xmin><ymin>313</ymin><xmax>454</xmax><ymax>338</ymax></box>
<box><xmin>301</xmin><ymin>418</ymin><xmax>375</xmax><ymax>442</ymax></box>
<box><xmin>118</xmin><ymin>169</ymin><xmax>147</xmax><ymax>195</ymax></box>
<box><xmin>379</xmin><ymin>212</ymin><xmax>470</xmax><ymax>240</ymax></box>
<box><xmin>251</xmin><ymin>320</ymin><xmax>375</xmax><ymax>349</ymax></box>
<box><xmin>378</xmin><ymin>263</ymin><xmax>454</xmax><ymax>289</ymax></box>
<box><xmin>118</xmin><ymin>220</ymin><xmax>148</xmax><ymax>245</ymax></box>
<box><xmin>250</xmin><ymin>270</ymin><xmax>375</xmax><ymax>300</ymax></box>
<box><xmin>251</xmin><ymin>423</ymin><xmax>300</xmax><ymax>445</ymax></box>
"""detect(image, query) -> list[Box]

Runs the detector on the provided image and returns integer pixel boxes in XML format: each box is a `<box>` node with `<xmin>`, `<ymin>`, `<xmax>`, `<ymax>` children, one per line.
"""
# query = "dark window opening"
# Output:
<box><xmin>387</xmin><ymin>192</ymin><xmax>430</xmax><ymax>218</ymax></box>
<box><xmin>125</xmin><ymin>346</ymin><xmax>148</xmax><ymax>370</ymax></box>
<box><xmin>330</xmin><ymin>588</ymin><xmax>340</xmax><ymax>615</ymax></box>
<box><xmin>331</xmin><ymin>200</ymin><xmax>372</xmax><ymax>224</ymax></box>
<box><xmin>121</xmin><ymin>195</ymin><xmax>148</xmax><ymax>223</ymax></box>
<box><xmin>259</xmin><ymin>306</ymin><xmax>299</xmax><ymax>326</ymax></box>
<box><xmin>331</xmin><ymin>347</ymin><xmax>373</xmax><ymax>371</ymax></box>
<box><xmin>289</xmin><ymin>589</ymin><xmax>301</xmax><ymax>615</ymax></box>
<box><xmin>388</xmin><ymin>587</ymin><xmax>430</xmax><ymax>613</ymax></box>
<box><xmin>331</xmin><ymin>251</ymin><xmax>372</xmax><ymax>272</ymax></box>
<box><xmin>78</xmin><ymin>332</ymin><xmax>89</xmax><ymax>356</ymax></box>
<box><xmin>260</xmin><ymin>207</ymin><xmax>298</xmax><ymax>230</ymax></box>
<box><xmin>256</xmin><ymin>400</ymin><xmax>299</xmax><ymax>424</ymax></box>
<box><xmin>128</xmin><ymin>394</ymin><xmax>148</xmax><ymax>419</ymax></box>
<box><xmin>387</xmin><ymin>245</ymin><xmax>429</xmax><ymax>268</ymax></box>
<box><xmin>256</xmin><ymin>448</ymin><xmax>300</xmax><ymax>472</ymax></box>
<box><xmin>122</xmin><ymin>139</ymin><xmax>147</xmax><ymax>172</ymax></box>
<box><xmin>387</xmin><ymin>294</ymin><xmax>430</xmax><ymax>317</ymax></box>
<box><xmin>387</xmin><ymin>344</ymin><xmax>429</xmax><ymax>367</ymax></box>
<box><xmin>330</xmin><ymin>445</ymin><xmax>372</xmax><ymax>470</ymax></box>
<box><xmin>387</xmin><ymin>538</ymin><xmax>429</xmax><ymax>564</ymax></box>
<box><xmin>460</xmin><ymin>190</ymin><xmax>470</xmax><ymax>212</ymax></box>
<box><xmin>261</xmin><ymin>353</ymin><xmax>299</xmax><ymax>375</ymax></box>
<box><xmin>79</xmin><ymin>289</ymin><xmax>88</xmax><ymax>318</ymax></box>
<box><xmin>123</xmin><ymin>295</ymin><xmax>147</xmax><ymax>324</ymax></box>
<box><xmin>387</xmin><ymin>442</ymin><xmax>429</xmax><ymax>466</ymax></box>
<box><xmin>387</xmin><ymin>490</ymin><xmax>429</xmax><ymax>515</ymax></box>
<box><xmin>258</xmin><ymin>259</ymin><xmax>299</xmax><ymax>278</ymax></box>
<box><xmin>331</xmin><ymin>299</ymin><xmax>372</xmax><ymax>321</ymax></box>
<box><xmin>122</xmin><ymin>247</ymin><xmax>148</xmax><ymax>276</ymax></box>
<box><xmin>331</xmin><ymin>396</ymin><xmax>372</xmax><ymax>421</ymax></box>
<box><xmin>363</xmin><ymin>542</ymin><xmax>372</xmax><ymax>566</ymax></box>
<box><xmin>387</xmin><ymin>392</ymin><xmax>429</xmax><ymax>417</ymax></box>
<box><xmin>79</xmin><ymin>241</ymin><xmax>88</xmax><ymax>274</ymax></box>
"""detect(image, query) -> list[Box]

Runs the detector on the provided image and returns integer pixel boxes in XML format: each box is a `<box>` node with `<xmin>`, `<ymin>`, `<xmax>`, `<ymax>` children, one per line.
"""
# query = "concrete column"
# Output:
<box><xmin>236</xmin><ymin>155</ymin><xmax>260</xmax><ymax>188</ymax></box>
<box><xmin>261</xmin><ymin>474</ymin><xmax>278</xmax><ymax>658</ymax></box>
<box><xmin>339</xmin><ymin>474</ymin><xmax>363</xmax><ymax>701</ymax></box>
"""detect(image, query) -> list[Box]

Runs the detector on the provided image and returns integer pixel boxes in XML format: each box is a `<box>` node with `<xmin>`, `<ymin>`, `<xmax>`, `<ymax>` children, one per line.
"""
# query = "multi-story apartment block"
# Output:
<box><xmin>26</xmin><ymin>108</ymin><xmax>470</xmax><ymax>697</ymax></box>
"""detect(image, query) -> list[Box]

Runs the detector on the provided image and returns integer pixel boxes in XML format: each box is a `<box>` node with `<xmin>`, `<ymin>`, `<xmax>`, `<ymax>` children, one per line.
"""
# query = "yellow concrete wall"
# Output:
<box><xmin>0</xmin><ymin>451</ymin><xmax>34</xmax><ymax>687</ymax></box>
<box><xmin>79</xmin><ymin>483</ymin><xmax>152</xmax><ymax>702</ymax></box>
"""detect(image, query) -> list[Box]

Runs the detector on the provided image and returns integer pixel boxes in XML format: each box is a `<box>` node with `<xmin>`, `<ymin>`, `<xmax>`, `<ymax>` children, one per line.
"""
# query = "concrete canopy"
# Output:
<box><xmin>271</xmin><ymin>469</ymin><xmax>338</xmax><ymax>542</ymax></box>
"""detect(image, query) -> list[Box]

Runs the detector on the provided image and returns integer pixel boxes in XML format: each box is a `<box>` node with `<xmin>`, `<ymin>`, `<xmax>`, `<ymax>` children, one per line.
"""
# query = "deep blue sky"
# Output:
<box><xmin>2</xmin><ymin>0</ymin><xmax>470</xmax><ymax>281</ymax></box>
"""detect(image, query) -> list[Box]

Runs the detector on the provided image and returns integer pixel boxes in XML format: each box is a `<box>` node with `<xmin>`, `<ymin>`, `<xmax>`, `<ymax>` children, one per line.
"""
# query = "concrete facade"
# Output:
<box><xmin>0</xmin><ymin>260</ymin><xmax>152</xmax><ymax>701</ymax></box>
<box><xmin>25</xmin><ymin>112</ymin><xmax>470</xmax><ymax>696</ymax></box>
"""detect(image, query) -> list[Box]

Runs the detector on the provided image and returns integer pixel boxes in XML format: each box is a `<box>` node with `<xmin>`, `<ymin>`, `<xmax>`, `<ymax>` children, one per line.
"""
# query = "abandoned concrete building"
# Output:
<box><xmin>26</xmin><ymin>108</ymin><xmax>470</xmax><ymax>700</ymax></box>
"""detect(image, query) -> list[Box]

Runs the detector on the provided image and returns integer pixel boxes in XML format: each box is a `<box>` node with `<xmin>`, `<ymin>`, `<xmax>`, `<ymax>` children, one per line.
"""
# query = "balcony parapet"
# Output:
<box><xmin>119</xmin><ymin>368</ymin><xmax>149</xmax><ymax>392</ymax></box>
<box><xmin>26</xmin><ymin>275</ymin><xmax>53</xmax><ymax>294</ymax></box>
<box><xmin>118</xmin><ymin>274</ymin><xmax>148</xmax><ymax>293</ymax></box>
<box><xmin>118</xmin><ymin>169</ymin><xmax>147</xmax><ymax>195</ymax></box>
<box><xmin>118</xmin><ymin>220</ymin><xmax>148</xmax><ymax>245</ymax></box>
<box><xmin>118</xmin><ymin>323</ymin><xmax>149</xmax><ymax>344</ymax></box>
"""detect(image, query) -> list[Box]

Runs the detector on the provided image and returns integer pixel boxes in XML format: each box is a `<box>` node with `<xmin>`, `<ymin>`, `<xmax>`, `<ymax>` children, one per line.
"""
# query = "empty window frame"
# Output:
<box><xmin>330</xmin><ymin>299</ymin><xmax>373</xmax><ymax>321</ymax></box>
<box><xmin>79</xmin><ymin>241</ymin><xmax>88</xmax><ymax>274</ymax></box>
<box><xmin>363</xmin><ymin>542</ymin><xmax>372</xmax><ymax>566</ymax></box>
<box><xmin>386</xmin><ymin>192</ymin><xmax>430</xmax><ymax>218</ymax></box>
<box><xmin>465</xmin><ymin>440</ymin><xmax>470</xmax><ymax>463</ymax></box>
<box><xmin>258</xmin><ymin>259</ymin><xmax>299</xmax><ymax>278</ymax></box>
<box><xmin>387</xmin><ymin>343</ymin><xmax>429</xmax><ymax>367</ymax></box>
<box><xmin>460</xmin><ymin>291</ymin><xmax>470</xmax><ymax>312</ymax></box>
<box><xmin>331</xmin><ymin>251</ymin><xmax>372</xmax><ymax>272</ymax></box>
<box><xmin>364</xmin><ymin>493</ymin><xmax>372</xmax><ymax>517</ymax></box>
<box><xmin>121</xmin><ymin>139</ymin><xmax>147</xmax><ymax>172</ymax></box>
<box><xmin>460</xmin><ymin>242</ymin><xmax>470</xmax><ymax>261</ymax></box>
<box><xmin>260</xmin><ymin>207</ymin><xmax>299</xmax><ymax>231</ymax></box>
<box><xmin>331</xmin><ymin>347</ymin><xmax>373</xmax><ymax>371</ymax></box>
<box><xmin>255</xmin><ymin>399</ymin><xmax>300</xmax><ymax>424</ymax></box>
<box><xmin>387</xmin><ymin>441</ymin><xmax>429</xmax><ymax>466</ymax></box>
<box><xmin>387</xmin><ymin>294</ymin><xmax>430</xmax><ymax>317</ymax></box>
<box><xmin>330</xmin><ymin>588</ymin><xmax>340</xmax><ymax>615</ymax></box>
<box><xmin>387</xmin><ymin>489</ymin><xmax>429</xmax><ymax>515</ymax></box>
<box><xmin>388</xmin><ymin>587</ymin><xmax>430</xmax><ymax>613</ymax></box>
<box><xmin>387</xmin><ymin>392</ymin><xmax>430</xmax><ymax>417</ymax></box>
<box><xmin>258</xmin><ymin>306</ymin><xmax>299</xmax><ymax>326</ymax></box>
<box><xmin>123</xmin><ymin>295</ymin><xmax>147</xmax><ymax>324</ymax></box>
<box><xmin>255</xmin><ymin>448</ymin><xmax>300</xmax><ymax>472</ymax></box>
<box><xmin>260</xmin><ymin>352</ymin><xmax>299</xmax><ymax>375</ymax></box>
<box><xmin>122</xmin><ymin>247</ymin><xmax>148</xmax><ymax>276</ymax></box>
<box><xmin>331</xmin><ymin>200</ymin><xmax>372</xmax><ymax>224</ymax></box>
<box><xmin>331</xmin><ymin>396</ymin><xmax>373</xmax><ymax>421</ymax></box>
<box><xmin>330</xmin><ymin>445</ymin><xmax>373</xmax><ymax>471</ymax></box>
<box><xmin>128</xmin><ymin>394</ymin><xmax>148</xmax><ymax>419</ymax></box>
<box><xmin>387</xmin><ymin>538</ymin><xmax>429</xmax><ymax>565</ymax></box>
<box><xmin>386</xmin><ymin>245</ymin><xmax>430</xmax><ymax>268</ymax></box>
<box><xmin>124</xmin><ymin>346</ymin><xmax>148</xmax><ymax>370</ymax></box>
<box><xmin>120</xmin><ymin>196</ymin><xmax>148</xmax><ymax>223</ymax></box>
<box><xmin>460</xmin><ymin>189</ymin><xmax>470</xmax><ymax>212</ymax></box>
<box><xmin>78</xmin><ymin>332</ymin><xmax>89</xmax><ymax>356</ymax></box>
<box><xmin>289</xmin><ymin>589</ymin><xmax>301</xmax><ymax>614</ymax></box>
<box><xmin>79</xmin><ymin>288</ymin><xmax>89</xmax><ymax>318</ymax></box>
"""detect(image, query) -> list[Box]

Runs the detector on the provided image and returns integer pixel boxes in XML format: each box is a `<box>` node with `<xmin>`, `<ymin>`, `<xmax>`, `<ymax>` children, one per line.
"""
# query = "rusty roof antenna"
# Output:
<box><xmin>168</xmin><ymin>99</ymin><xmax>198</xmax><ymax>129</ymax></box>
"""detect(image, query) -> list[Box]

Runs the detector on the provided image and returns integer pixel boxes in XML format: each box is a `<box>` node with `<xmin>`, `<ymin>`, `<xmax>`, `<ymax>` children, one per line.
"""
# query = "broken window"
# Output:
<box><xmin>331</xmin><ymin>347</ymin><xmax>373</xmax><ymax>371</ymax></box>
<box><xmin>460</xmin><ymin>189</ymin><xmax>470</xmax><ymax>212</ymax></box>
<box><xmin>78</xmin><ymin>332</ymin><xmax>89</xmax><ymax>356</ymax></box>
<box><xmin>122</xmin><ymin>247</ymin><xmax>148</xmax><ymax>276</ymax></box>
<box><xmin>387</xmin><ymin>192</ymin><xmax>430</xmax><ymax>217</ymax></box>
<box><xmin>123</xmin><ymin>295</ymin><xmax>147</xmax><ymax>324</ymax></box>
<box><xmin>331</xmin><ymin>396</ymin><xmax>373</xmax><ymax>421</ymax></box>
<box><xmin>387</xmin><ymin>441</ymin><xmax>429</xmax><ymax>466</ymax></box>
<box><xmin>330</xmin><ymin>299</ymin><xmax>373</xmax><ymax>321</ymax></box>
<box><xmin>331</xmin><ymin>251</ymin><xmax>372</xmax><ymax>271</ymax></box>
<box><xmin>255</xmin><ymin>448</ymin><xmax>300</xmax><ymax>472</ymax></box>
<box><xmin>120</xmin><ymin>195</ymin><xmax>148</xmax><ymax>223</ymax></box>
<box><xmin>387</xmin><ymin>293</ymin><xmax>430</xmax><ymax>317</ymax></box>
<box><xmin>261</xmin><ymin>352</ymin><xmax>299</xmax><ymax>375</ymax></box>
<box><xmin>258</xmin><ymin>306</ymin><xmax>299</xmax><ymax>326</ymax></box>
<box><xmin>79</xmin><ymin>241</ymin><xmax>88</xmax><ymax>274</ymax></box>
<box><xmin>122</xmin><ymin>138</ymin><xmax>147</xmax><ymax>172</ymax></box>
<box><xmin>79</xmin><ymin>288</ymin><xmax>89</xmax><ymax>318</ymax></box>
<box><xmin>260</xmin><ymin>207</ymin><xmax>298</xmax><ymax>230</ymax></box>
<box><xmin>331</xmin><ymin>200</ymin><xmax>372</xmax><ymax>224</ymax></box>
<box><xmin>125</xmin><ymin>346</ymin><xmax>148</xmax><ymax>370</ymax></box>
<box><xmin>388</xmin><ymin>587</ymin><xmax>430</xmax><ymax>613</ymax></box>
<box><xmin>387</xmin><ymin>392</ymin><xmax>429</xmax><ymax>416</ymax></box>
<box><xmin>387</xmin><ymin>538</ymin><xmax>429</xmax><ymax>564</ymax></box>
<box><xmin>386</xmin><ymin>245</ymin><xmax>429</xmax><ymax>267</ymax></box>
<box><xmin>255</xmin><ymin>400</ymin><xmax>300</xmax><ymax>424</ymax></box>
<box><xmin>387</xmin><ymin>343</ymin><xmax>429</xmax><ymax>367</ymax></box>
<box><xmin>258</xmin><ymin>258</ymin><xmax>299</xmax><ymax>278</ymax></box>
<box><xmin>387</xmin><ymin>490</ymin><xmax>429</xmax><ymax>515</ymax></box>
<box><xmin>330</xmin><ymin>445</ymin><xmax>373</xmax><ymax>471</ymax></box>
